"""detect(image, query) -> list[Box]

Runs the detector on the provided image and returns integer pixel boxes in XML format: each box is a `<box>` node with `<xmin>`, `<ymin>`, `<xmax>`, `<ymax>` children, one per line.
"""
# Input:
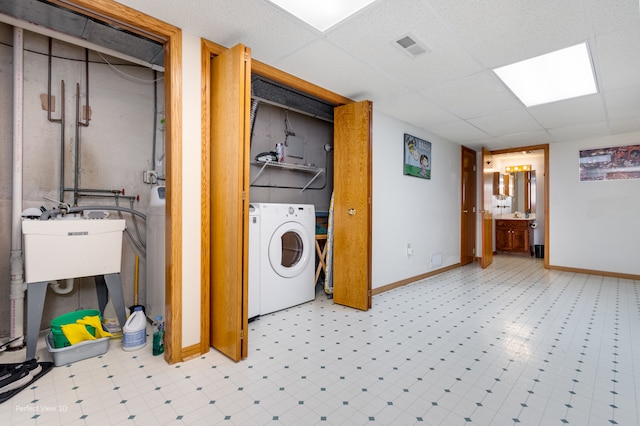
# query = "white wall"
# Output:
<box><xmin>372</xmin><ymin>110</ymin><xmax>461</xmax><ymax>289</ymax></box>
<box><xmin>550</xmin><ymin>132</ymin><xmax>640</xmax><ymax>275</ymax></box>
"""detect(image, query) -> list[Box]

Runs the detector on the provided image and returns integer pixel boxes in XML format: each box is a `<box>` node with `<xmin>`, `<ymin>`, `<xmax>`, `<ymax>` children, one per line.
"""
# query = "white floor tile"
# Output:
<box><xmin>1</xmin><ymin>256</ymin><xmax>638</xmax><ymax>425</ymax></box>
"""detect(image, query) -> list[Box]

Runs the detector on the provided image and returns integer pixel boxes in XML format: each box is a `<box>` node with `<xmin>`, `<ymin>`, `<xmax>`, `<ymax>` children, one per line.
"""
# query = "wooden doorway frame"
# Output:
<box><xmin>200</xmin><ymin>42</ymin><xmax>355</xmax><ymax>351</ymax></box>
<box><xmin>46</xmin><ymin>0</ymin><xmax>184</xmax><ymax>363</ymax></box>
<box><xmin>489</xmin><ymin>144</ymin><xmax>549</xmax><ymax>268</ymax></box>
<box><xmin>460</xmin><ymin>146</ymin><xmax>477</xmax><ymax>266</ymax></box>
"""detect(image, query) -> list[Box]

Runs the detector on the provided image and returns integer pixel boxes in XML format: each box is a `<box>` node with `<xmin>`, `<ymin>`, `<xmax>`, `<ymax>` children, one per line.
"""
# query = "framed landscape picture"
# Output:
<box><xmin>404</xmin><ymin>133</ymin><xmax>431</xmax><ymax>179</ymax></box>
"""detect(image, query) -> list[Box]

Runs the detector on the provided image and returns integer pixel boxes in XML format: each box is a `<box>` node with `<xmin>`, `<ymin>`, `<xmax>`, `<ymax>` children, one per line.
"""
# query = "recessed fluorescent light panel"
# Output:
<box><xmin>494</xmin><ymin>43</ymin><xmax>597</xmax><ymax>107</ymax></box>
<box><xmin>268</xmin><ymin>0</ymin><xmax>376</xmax><ymax>32</ymax></box>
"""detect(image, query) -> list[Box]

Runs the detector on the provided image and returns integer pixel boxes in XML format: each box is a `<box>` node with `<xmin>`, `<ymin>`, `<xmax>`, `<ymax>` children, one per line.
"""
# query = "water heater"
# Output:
<box><xmin>146</xmin><ymin>185</ymin><xmax>165</xmax><ymax>321</ymax></box>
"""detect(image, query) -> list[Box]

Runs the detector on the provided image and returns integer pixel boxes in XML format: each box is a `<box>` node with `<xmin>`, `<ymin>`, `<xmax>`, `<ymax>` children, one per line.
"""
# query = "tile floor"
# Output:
<box><xmin>1</xmin><ymin>256</ymin><xmax>639</xmax><ymax>425</ymax></box>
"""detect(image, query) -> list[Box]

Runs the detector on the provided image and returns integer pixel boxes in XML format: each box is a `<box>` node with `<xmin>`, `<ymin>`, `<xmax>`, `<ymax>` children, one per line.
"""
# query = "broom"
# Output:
<box><xmin>129</xmin><ymin>255</ymin><xmax>145</xmax><ymax>315</ymax></box>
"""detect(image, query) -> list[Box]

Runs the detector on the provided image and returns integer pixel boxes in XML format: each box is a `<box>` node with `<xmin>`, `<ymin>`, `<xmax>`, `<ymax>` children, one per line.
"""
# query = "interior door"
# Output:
<box><xmin>481</xmin><ymin>148</ymin><xmax>494</xmax><ymax>269</ymax></box>
<box><xmin>210</xmin><ymin>44</ymin><xmax>250</xmax><ymax>361</ymax></box>
<box><xmin>460</xmin><ymin>147</ymin><xmax>476</xmax><ymax>265</ymax></box>
<box><xmin>333</xmin><ymin>100</ymin><xmax>372</xmax><ymax>311</ymax></box>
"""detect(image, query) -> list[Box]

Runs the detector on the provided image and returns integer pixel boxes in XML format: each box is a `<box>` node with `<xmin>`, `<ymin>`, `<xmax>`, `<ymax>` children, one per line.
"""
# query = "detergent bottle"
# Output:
<box><xmin>122</xmin><ymin>306</ymin><xmax>146</xmax><ymax>351</ymax></box>
<box><xmin>152</xmin><ymin>315</ymin><xmax>164</xmax><ymax>356</ymax></box>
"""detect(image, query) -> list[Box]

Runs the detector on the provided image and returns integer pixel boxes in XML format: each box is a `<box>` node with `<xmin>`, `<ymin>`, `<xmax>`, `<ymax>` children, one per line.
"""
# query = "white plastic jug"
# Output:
<box><xmin>122</xmin><ymin>306</ymin><xmax>146</xmax><ymax>351</ymax></box>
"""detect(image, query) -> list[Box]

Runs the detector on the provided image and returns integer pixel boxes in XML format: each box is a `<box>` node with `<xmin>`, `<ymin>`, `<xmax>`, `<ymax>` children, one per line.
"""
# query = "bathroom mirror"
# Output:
<box><xmin>510</xmin><ymin>170</ymin><xmax>536</xmax><ymax>213</ymax></box>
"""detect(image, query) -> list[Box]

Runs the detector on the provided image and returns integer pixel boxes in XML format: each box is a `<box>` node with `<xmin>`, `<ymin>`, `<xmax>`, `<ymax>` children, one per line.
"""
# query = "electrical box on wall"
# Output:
<box><xmin>286</xmin><ymin>135</ymin><xmax>305</xmax><ymax>159</ymax></box>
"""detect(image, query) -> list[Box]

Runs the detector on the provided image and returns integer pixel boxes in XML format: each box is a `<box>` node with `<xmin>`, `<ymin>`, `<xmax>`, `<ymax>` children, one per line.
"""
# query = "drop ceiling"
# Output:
<box><xmin>4</xmin><ymin>0</ymin><xmax>640</xmax><ymax>151</ymax></box>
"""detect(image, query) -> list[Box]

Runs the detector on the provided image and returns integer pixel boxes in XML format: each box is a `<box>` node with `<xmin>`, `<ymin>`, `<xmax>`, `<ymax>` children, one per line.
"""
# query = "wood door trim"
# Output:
<box><xmin>200</xmin><ymin>40</ymin><xmax>359</xmax><ymax>358</ymax></box>
<box><xmin>200</xmin><ymin>38</ymin><xmax>229</xmax><ymax>353</ymax></box>
<box><xmin>47</xmin><ymin>0</ymin><xmax>168</xmax><ymax>43</ymax></box>
<box><xmin>460</xmin><ymin>146</ymin><xmax>476</xmax><ymax>266</ymax></box>
<box><xmin>52</xmin><ymin>0</ymin><xmax>183</xmax><ymax>364</ymax></box>
<box><xmin>251</xmin><ymin>61</ymin><xmax>352</xmax><ymax>106</ymax></box>
<box><xmin>481</xmin><ymin>148</ymin><xmax>493</xmax><ymax>269</ymax></box>
<box><xmin>489</xmin><ymin>144</ymin><xmax>549</xmax><ymax>268</ymax></box>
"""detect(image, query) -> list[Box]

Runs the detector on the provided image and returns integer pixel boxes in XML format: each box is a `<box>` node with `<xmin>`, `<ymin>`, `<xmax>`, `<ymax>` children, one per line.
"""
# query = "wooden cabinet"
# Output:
<box><xmin>495</xmin><ymin>219</ymin><xmax>533</xmax><ymax>255</ymax></box>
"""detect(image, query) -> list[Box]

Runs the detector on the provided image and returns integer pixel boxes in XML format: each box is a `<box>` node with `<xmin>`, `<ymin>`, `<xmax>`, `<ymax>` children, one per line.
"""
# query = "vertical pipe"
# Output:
<box><xmin>60</xmin><ymin>81</ymin><xmax>66</xmax><ymax>202</ymax></box>
<box><xmin>74</xmin><ymin>49</ymin><xmax>90</xmax><ymax>206</ymax></box>
<box><xmin>74</xmin><ymin>83</ymin><xmax>80</xmax><ymax>206</ymax></box>
<box><xmin>10</xmin><ymin>27</ymin><xmax>26</xmax><ymax>349</ymax></box>
<box><xmin>152</xmin><ymin>70</ymin><xmax>157</xmax><ymax>171</ymax></box>
<box><xmin>47</xmin><ymin>38</ymin><xmax>66</xmax><ymax>202</ymax></box>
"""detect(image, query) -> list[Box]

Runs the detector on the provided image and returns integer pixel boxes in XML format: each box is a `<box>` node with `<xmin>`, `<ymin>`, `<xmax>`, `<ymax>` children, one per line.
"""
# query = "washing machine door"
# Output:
<box><xmin>268</xmin><ymin>221</ymin><xmax>312</xmax><ymax>278</ymax></box>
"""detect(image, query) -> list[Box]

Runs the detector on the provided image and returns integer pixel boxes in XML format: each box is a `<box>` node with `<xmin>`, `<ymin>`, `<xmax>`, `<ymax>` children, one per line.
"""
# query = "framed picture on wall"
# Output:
<box><xmin>579</xmin><ymin>144</ymin><xmax>640</xmax><ymax>181</ymax></box>
<box><xmin>404</xmin><ymin>133</ymin><xmax>431</xmax><ymax>179</ymax></box>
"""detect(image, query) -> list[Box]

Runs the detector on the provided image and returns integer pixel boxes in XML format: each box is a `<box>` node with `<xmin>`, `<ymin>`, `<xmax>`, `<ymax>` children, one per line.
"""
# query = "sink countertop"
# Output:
<box><xmin>497</xmin><ymin>214</ymin><xmax>535</xmax><ymax>221</ymax></box>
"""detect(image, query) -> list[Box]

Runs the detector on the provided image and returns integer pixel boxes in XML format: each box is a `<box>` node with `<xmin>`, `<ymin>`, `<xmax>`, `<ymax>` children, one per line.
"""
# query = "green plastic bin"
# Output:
<box><xmin>50</xmin><ymin>309</ymin><xmax>101</xmax><ymax>348</ymax></box>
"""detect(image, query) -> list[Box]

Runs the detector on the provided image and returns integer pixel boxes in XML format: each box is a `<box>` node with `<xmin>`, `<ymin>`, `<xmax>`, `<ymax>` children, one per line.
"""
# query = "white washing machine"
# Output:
<box><xmin>250</xmin><ymin>203</ymin><xmax>316</xmax><ymax>316</ymax></box>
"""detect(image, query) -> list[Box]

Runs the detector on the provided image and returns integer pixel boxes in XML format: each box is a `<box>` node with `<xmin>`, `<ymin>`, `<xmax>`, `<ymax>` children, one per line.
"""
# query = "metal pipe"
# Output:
<box><xmin>152</xmin><ymin>70</ymin><xmax>157</xmax><ymax>171</ymax></box>
<box><xmin>79</xmin><ymin>48</ymin><xmax>90</xmax><ymax>128</ymax></box>
<box><xmin>64</xmin><ymin>187</ymin><xmax>124</xmax><ymax>194</ymax></box>
<box><xmin>47</xmin><ymin>38</ymin><xmax>66</xmax><ymax>202</ymax></box>
<box><xmin>40</xmin><ymin>205</ymin><xmax>146</xmax><ymax>221</ymax></box>
<box><xmin>59</xmin><ymin>81</ymin><xmax>66</xmax><ymax>202</ymax></box>
<box><xmin>74</xmin><ymin>82</ymin><xmax>81</xmax><ymax>205</ymax></box>
<box><xmin>75</xmin><ymin>192</ymin><xmax>138</xmax><ymax>202</ymax></box>
<box><xmin>10</xmin><ymin>27</ymin><xmax>26</xmax><ymax>350</ymax></box>
<box><xmin>73</xmin><ymin>49</ymin><xmax>91</xmax><ymax>206</ymax></box>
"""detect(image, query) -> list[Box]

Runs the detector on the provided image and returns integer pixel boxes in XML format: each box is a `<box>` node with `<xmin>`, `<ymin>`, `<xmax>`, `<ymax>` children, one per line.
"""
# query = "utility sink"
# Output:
<box><xmin>22</xmin><ymin>218</ymin><xmax>126</xmax><ymax>283</ymax></box>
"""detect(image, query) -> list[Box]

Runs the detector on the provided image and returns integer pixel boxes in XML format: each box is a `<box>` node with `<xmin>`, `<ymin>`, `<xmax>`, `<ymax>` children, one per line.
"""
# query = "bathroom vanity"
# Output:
<box><xmin>495</xmin><ymin>218</ymin><xmax>534</xmax><ymax>255</ymax></box>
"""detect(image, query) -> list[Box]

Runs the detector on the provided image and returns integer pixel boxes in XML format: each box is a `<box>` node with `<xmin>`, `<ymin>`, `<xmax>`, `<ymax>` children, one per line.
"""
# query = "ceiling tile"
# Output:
<box><xmin>274</xmin><ymin>39</ymin><xmax>405</xmax><ymax>101</ymax></box>
<box><xmin>119</xmin><ymin>0</ymin><xmax>319</xmax><ymax>64</ymax></box>
<box><xmin>374</xmin><ymin>92</ymin><xmax>459</xmax><ymax>129</ymax></box>
<box><xmin>468</xmin><ymin>109</ymin><xmax>543</xmax><ymax>137</ymax></box>
<box><xmin>609</xmin><ymin>116</ymin><xmax>640</xmax><ymax>135</ymax></box>
<box><xmin>326</xmin><ymin>0</ymin><xmax>482</xmax><ymax>89</ymax></box>
<box><xmin>594</xmin><ymin>27</ymin><xmax>640</xmax><ymax>92</ymax></box>
<box><xmin>426</xmin><ymin>0</ymin><xmax>589</xmax><ymax>68</ymax></box>
<box><xmin>429</xmin><ymin>120</ymin><xmax>490</xmax><ymax>142</ymax></box>
<box><xmin>591</xmin><ymin>0</ymin><xmax>640</xmax><ymax>34</ymax></box>
<box><xmin>527</xmin><ymin>95</ymin><xmax>607</xmax><ymax>129</ymax></box>
<box><xmin>498</xmin><ymin>130</ymin><xmax>553</xmax><ymax>147</ymax></box>
<box><xmin>422</xmin><ymin>71</ymin><xmax>522</xmax><ymax>119</ymax></box>
<box><xmin>604</xmin><ymin>85</ymin><xmax>640</xmax><ymax>119</ymax></box>
<box><xmin>548</xmin><ymin>121</ymin><xmax>611</xmax><ymax>142</ymax></box>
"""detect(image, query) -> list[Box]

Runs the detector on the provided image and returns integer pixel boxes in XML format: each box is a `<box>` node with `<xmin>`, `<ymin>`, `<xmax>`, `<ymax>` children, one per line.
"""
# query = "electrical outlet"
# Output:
<box><xmin>143</xmin><ymin>170</ymin><xmax>158</xmax><ymax>184</ymax></box>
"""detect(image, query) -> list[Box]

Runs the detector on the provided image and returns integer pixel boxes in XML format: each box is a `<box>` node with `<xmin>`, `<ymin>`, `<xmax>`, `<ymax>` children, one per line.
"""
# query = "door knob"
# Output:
<box><xmin>348</xmin><ymin>208</ymin><xmax>356</xmax><ymax>216</ymax></box>
<box><xmin>463</xmin><ymin>210</ymin><xmax>469</xmax><ymax>213</ymax></box>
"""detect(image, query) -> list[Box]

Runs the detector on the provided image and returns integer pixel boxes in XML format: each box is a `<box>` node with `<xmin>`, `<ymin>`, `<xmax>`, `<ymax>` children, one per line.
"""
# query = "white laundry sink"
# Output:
<box><xmin>22</xmin><ymin>218</ymin><xmax>126</xmax><ymax>283</ymax></box>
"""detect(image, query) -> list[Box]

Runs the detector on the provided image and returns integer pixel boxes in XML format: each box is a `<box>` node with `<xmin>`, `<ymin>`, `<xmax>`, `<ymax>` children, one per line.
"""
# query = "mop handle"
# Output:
<box><xmin>134</xmin><ymin>255</ymin><xmax>139</xmax><ymax>305</ymax></box>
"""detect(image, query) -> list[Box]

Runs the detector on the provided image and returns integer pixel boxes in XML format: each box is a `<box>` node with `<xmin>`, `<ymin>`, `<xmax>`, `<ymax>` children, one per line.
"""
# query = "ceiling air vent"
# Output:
<box><xmin>394</xmin><ymin>33</ymin><xmax>429</xmax><ymax>58</ymax></box>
